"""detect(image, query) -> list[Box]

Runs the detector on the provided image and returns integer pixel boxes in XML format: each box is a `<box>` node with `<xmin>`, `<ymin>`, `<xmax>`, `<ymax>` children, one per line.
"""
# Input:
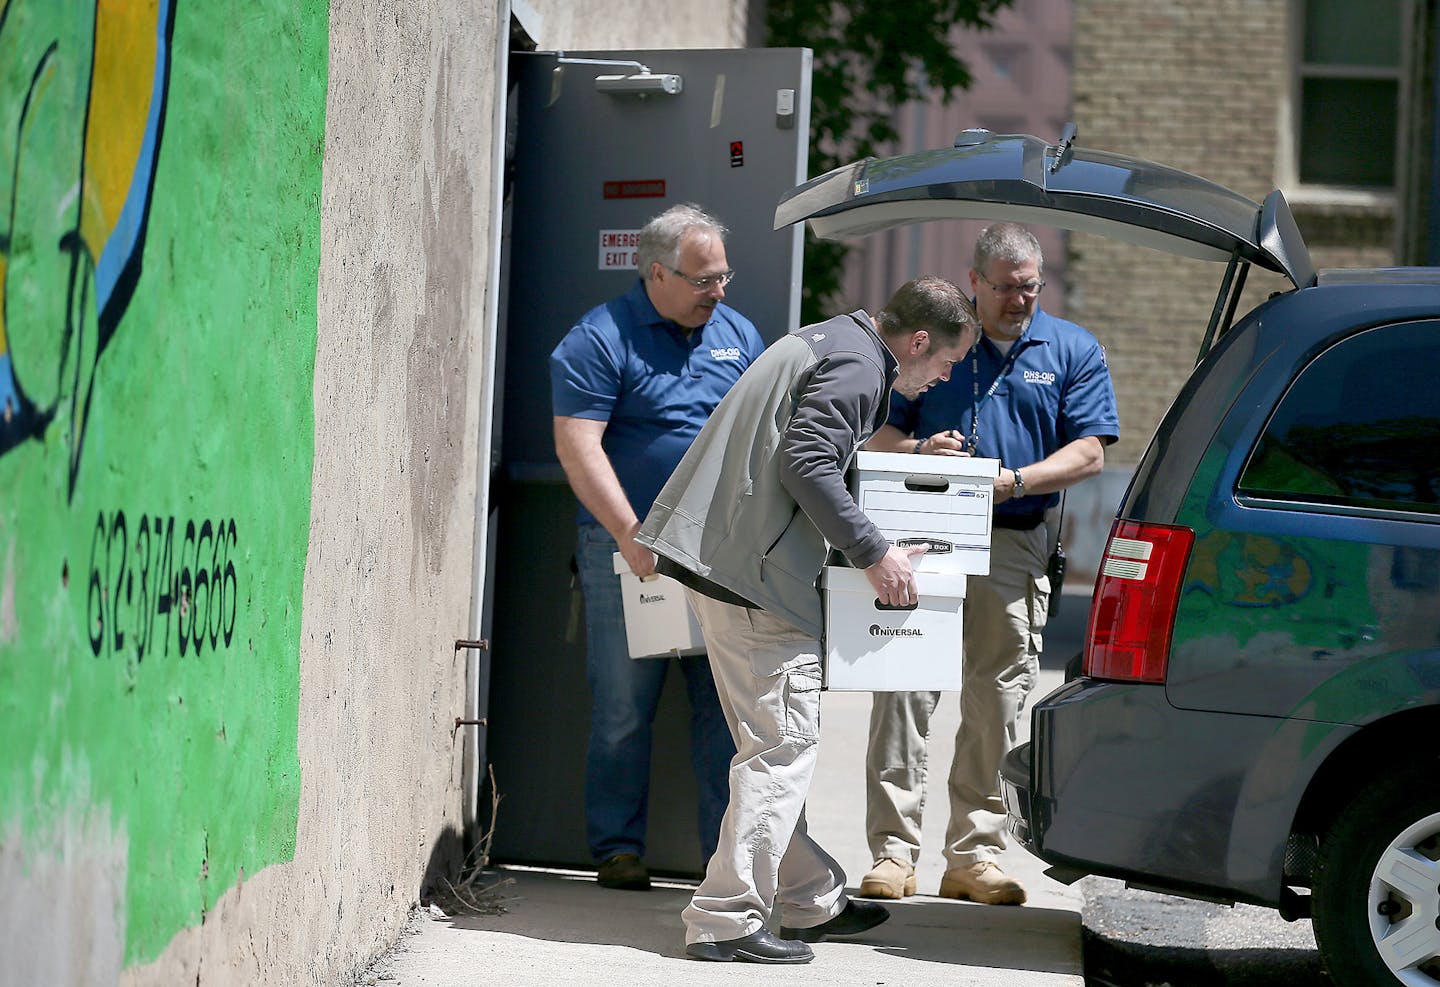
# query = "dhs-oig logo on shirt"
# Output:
<box><xmin>710</xmin><ymin>347</ymin><xmax>743</xmax><ymax>361</ymax></box>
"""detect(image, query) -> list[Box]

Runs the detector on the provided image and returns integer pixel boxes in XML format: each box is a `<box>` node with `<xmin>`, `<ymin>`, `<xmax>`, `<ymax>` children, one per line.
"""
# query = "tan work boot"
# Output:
<box><xmin>938</xmin><ymin>861</ymin><xmax>1027</xmax><ymax>905</ymax></box>
<box><xmin>857</xmin><ymin>856</ymin><xmax>916</xmax><ymax>899</ymax></box>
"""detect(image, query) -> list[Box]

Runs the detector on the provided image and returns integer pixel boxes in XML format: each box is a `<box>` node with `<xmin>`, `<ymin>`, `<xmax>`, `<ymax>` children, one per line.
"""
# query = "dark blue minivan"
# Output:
<box><xmin>778</xmin><ymin>129</ymin><xmax>1440</xmax><ymax>987</ymax></box>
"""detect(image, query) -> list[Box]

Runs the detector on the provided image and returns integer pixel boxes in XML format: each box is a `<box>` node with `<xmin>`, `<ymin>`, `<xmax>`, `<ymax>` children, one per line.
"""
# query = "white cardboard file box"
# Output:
<box><xmin>850</xmin><ymin>451</ymin><xmax>1000</xmax><ymax>575</ymax></box>
<box><xmin>612</xmin><ymin>553</ymin><xmax>705</xmax><ymax>659</ymax></box>
<box><xmin>822</xmin><ymin>566</ymin><xmax>967</xmax><ymax>691</ymax></box>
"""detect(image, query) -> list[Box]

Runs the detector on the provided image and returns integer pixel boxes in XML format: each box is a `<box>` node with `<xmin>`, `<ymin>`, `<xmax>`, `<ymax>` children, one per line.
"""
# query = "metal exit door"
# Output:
<box><xmin>482</xmin><ymin>48</ymin><xmax>811</xmax><ymax>873</ymax></box>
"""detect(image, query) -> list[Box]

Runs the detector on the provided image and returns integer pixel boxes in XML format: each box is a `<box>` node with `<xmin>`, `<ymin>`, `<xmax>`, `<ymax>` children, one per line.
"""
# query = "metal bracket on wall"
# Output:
<box><xmin>454</xmin><ymin>638</ymin><xmax>490</xmax><ymax>733</ymax></box>
<box><xmin>593</xmin><ymin>72</ymin><xmax>682</xmax><ymax>96</ymax></box>
<box><xmin>547</xmin><ymin>54</ymin><xmax>682</xmax><ymax>105</ymax></box>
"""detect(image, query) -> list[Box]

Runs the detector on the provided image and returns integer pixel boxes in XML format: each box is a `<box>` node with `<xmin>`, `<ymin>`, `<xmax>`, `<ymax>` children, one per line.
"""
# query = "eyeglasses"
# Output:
<box><xmin>977</xmin><ymin>272</ymin><xmax>1046</xmax><ymax>298</ymax></box>
<box><xmin>668</xmin><ymin>266</ymin><xmax>735</xmax><ymax>291</ymax></box>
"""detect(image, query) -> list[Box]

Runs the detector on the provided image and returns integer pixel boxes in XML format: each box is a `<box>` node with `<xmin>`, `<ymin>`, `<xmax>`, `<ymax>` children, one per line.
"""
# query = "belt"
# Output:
<box><xmin>993</xmin><ymin>512</ymin><xmax>1045</xmax><ymax>531</ymax></box>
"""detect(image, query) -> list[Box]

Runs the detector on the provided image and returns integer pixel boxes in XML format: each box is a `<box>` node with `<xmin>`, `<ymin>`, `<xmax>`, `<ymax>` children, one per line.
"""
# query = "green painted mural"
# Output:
<box><xmin>1172</xmin><ymin>446</ymin><xmax>1372</xmax><ymax>653</ymax></box>
<box><xmin>0</xmin><ymin>0</ymin><xmax>327</xmax><ymax>968</ymax></box>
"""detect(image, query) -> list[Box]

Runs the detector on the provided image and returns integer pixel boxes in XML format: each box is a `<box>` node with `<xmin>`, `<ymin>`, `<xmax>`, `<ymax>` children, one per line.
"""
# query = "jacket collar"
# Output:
<box><xmin>851</xmin><ymin>310</ymin><xmax>900</xmax><ymax>383</ymax></box>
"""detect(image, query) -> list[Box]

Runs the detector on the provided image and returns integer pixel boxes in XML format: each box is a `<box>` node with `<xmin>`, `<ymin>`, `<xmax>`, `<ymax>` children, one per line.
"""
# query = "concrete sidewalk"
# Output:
<box><xmin>367</xmin><ymin>665</ymin><xmax>1083</xmax><ymax>986</ymax></box>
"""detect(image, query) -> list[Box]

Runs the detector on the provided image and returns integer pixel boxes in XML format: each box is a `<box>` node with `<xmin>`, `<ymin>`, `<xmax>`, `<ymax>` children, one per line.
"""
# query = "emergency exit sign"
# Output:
<box><xmin>603</xmin><ymin>180</ymin><xmax>666</xmax><ymax>199</ymax></box>
<box><xmin>598</xmin><ymin>229</ymin><xmax>640</xmax><ymax>271</ymax></box>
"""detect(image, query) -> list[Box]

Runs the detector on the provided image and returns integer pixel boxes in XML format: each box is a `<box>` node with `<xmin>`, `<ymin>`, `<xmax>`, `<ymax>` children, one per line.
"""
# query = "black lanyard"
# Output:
<box><xmin>969</xmin><ymin>336</ymin><xmax>1027</xmax><ymax>455</ymax></box>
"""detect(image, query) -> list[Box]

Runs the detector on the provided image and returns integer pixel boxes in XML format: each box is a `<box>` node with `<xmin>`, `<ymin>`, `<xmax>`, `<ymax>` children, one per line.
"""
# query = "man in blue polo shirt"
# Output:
<box><xmin>550</xmin><ymin>203</ymin><xmax>764</xmax><ymax>891</ymax></box>
<box><xmin>858</xmin><ymin>222</ymin><xmax>1119</xmax><ymax>906</ymax></box>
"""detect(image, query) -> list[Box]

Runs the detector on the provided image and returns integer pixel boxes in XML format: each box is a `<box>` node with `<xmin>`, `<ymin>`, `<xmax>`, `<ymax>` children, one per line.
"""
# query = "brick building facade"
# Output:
<box><xmin>1069</xmin><ymin>0</ymin><xmax>1431</xmax><ymax>464</ymax></box>
<box><xmin>836</xmin><ymin>0</ymin><xmax>1434</xmax><ymax>578</ymax></box>
<box><xmin>840</xmin><ymin>0</ymin><xmax>1075</xmax><ymax>317</ymax></box>
<box><xmin>844</xmin><ymin>0</ymin><xmax>1434</xmax><ymax>468</ymax></box>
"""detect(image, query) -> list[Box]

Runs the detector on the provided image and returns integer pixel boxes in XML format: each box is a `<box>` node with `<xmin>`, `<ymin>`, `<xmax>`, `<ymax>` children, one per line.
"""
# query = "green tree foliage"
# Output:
<box><xmin>766</xmin><ymin>0</ymin><xmax>1012</xmax><ymax>322</ymax></box>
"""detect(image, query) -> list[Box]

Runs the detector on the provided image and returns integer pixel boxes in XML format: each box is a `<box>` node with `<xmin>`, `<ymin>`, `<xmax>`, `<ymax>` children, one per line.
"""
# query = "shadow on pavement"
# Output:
<box><xmin>1083</xmin><ymin>929</ymin><xmax>1328</xmax><ymax>987</ymax></box>
<box><xmin>438</xmin><ymin>866</ymin><xmax>1080</xmax><ymax>978</ymax></box>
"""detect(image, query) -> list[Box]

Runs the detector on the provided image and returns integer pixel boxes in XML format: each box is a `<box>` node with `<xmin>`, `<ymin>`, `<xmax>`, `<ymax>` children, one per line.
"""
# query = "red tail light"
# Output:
<box><xmin>1082</xmin><ymin>519</ymin><xmax>1195</xmax><ymax>683</ymax></box>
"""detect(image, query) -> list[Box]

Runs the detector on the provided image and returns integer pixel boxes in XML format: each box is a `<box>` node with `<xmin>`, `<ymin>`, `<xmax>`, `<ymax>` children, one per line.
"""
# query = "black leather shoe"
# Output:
<box><xmin>779</xmin><ymin>899</ymin><xmax>890</xmax><ymax>942</ymax></box>
<box><xmin>596</xmin><ymin>853</ymin><xmax>650</xmax><ymax>890</ymax></box>
<box><xmin>686</xmin><ymin>928</ymin><xmax>814</xmax><ymax>963</ymax></box>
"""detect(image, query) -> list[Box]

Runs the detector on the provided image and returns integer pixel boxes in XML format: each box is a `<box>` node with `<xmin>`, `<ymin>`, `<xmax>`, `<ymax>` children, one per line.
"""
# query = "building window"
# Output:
<box><xmin>1295</xmin><ymin>0</ymin><xmax>1406</xmax><ymax>189</ymax></box>
<box><xmin>985</xmin><ymin>44</ymin><xmax>1029</xmax><ymax>89</ymax></box>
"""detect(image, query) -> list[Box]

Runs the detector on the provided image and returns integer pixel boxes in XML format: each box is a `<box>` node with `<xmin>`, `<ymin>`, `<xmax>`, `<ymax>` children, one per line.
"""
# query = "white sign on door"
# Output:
<box><xmin>598</xmin><ymin>229</ymin><xmax>640</xmax><ymax>271</ymax></box>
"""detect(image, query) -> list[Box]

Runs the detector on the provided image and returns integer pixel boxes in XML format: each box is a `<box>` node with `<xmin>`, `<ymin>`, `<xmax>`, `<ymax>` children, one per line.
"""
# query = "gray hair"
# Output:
<box><xmin>973</xmin><ymin>222</ymin><xmax>1043</xmax><ymax>274</ymax></box>
<box><xmin>637</xmin><ymin>204</ymin><xmax>728</xmax><ymax>278</ymax></box>
<box><xmin>874</xmin><ymin>276</ymin><xmax>979</xmax><ymax>349</ymax></box>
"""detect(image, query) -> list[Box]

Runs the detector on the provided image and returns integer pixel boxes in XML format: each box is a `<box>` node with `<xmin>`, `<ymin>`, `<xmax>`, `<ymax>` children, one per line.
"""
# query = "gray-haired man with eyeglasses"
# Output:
<box><xmin>550</xmin><ymin>203</ymin><xmax>764</xmax><ymax>892</ymax></box>
<box><xmin>859</xmin><ymin>221</ymin><xmax>1119</xmax><ymax>906</ymax></box>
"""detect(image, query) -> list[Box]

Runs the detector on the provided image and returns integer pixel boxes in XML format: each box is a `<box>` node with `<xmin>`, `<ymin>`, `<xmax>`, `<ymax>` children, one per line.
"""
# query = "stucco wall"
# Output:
<box><xmin>2</xmin><ymin>1</ymin><xmax>752</xmax><ymax>983</ymax></box>
<box><xmin>118</xmin><ymin>2</ymin><xmax>498</xmax><ymax>983</ymax></box>
<box><xmin>522</xmin><ymin>0</ymin><xmax>749</xmax><ymax>49</ymax></box>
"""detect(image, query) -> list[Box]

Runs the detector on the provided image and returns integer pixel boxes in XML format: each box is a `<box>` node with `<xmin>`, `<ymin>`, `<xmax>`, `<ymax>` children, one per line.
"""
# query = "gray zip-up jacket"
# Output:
<box><xmin>636</xmin><ymin>311</ymin><xmax>898</xmax><ymax>638</ymax></box>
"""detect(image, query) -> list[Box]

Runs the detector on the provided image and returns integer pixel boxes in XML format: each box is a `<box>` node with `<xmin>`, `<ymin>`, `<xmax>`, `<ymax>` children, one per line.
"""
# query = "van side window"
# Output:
<box><xmin>1238</xmin><ymin>322</ymin><xmax>1440</xmax><ymax>515</ymax></box>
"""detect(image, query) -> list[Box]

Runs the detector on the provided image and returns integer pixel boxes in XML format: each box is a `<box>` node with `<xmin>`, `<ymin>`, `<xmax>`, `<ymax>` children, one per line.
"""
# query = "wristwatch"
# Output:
<box><xmin>913</xmin><ymin>438</ymin><xmax>925</xmax><ymax>455</ymax></box>
<box><xmin>1012</xmin><ymin>467</ymin><xmax>1026</xmax><ymax>496</ymax></box>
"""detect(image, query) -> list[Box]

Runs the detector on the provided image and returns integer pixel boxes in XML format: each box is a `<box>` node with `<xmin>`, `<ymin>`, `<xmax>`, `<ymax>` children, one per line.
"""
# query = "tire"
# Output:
<box><xmin>1312</xmin><ymin>763</ymin><xmax>1440</xmax><ymax>987</ymax></box>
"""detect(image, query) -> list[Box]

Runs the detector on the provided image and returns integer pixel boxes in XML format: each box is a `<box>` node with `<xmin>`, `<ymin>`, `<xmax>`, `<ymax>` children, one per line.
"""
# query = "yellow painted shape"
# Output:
<box><xmin>79</xmin><ymin>0</ymin><xmax>161</xmax><ymax>258</ymax></box>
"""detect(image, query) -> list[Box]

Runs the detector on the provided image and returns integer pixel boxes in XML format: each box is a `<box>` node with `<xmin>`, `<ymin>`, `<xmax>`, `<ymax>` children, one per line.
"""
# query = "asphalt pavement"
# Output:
<box><xmin>364</xmin><ymin>591</ymin><xmax>1094</xmax><ymax>986</ymax></box>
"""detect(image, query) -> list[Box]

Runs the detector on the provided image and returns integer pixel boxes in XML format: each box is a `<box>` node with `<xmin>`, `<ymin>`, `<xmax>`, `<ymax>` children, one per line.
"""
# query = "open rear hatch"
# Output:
<box><xmin>774</xmin><ymin>126</ymin><xmax>1315</xmax><ymax>352</ymax></box>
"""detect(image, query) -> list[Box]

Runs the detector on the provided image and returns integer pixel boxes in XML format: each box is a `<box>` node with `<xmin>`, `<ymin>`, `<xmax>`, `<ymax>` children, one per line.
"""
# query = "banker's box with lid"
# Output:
<box><xmin>822</xmin><ymin>566</ymin><xmax>967</xmax><ymax>690</ymax></box>
<box><xmin>612</xmin><ymin>553</ymin><xmax>705</xmax><ymax>659</ymax></box>
<box><xmin>849</xmin><ymin>451</ymin><xmax>999</xmax><ymax>575</ymax></box>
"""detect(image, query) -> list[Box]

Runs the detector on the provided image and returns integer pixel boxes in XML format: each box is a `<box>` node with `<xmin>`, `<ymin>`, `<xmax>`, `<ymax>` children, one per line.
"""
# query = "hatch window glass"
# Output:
<box><xmin>1238</xmin><ymin>322</ymin><xmax>1440</xmax><ymax>514</ymax></box>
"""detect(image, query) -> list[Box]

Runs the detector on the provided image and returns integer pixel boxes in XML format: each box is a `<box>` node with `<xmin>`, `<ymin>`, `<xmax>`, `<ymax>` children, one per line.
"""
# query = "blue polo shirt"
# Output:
<box><xmin>550</xmin><ymin>278</ymin><xmax>765</xmax><ymax>526</ymax></box>
<box><xmin>886</xmin><ymin>307</ymin><xmax>1119</xmax><ymax>521</ymax></box>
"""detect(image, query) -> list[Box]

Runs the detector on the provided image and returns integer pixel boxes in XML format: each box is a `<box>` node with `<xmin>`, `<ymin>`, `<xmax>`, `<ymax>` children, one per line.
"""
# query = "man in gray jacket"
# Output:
<box><xmin>638</xmin><ymin>276</ymin><xmax>980</xmax><ymax>963</ymax></box>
